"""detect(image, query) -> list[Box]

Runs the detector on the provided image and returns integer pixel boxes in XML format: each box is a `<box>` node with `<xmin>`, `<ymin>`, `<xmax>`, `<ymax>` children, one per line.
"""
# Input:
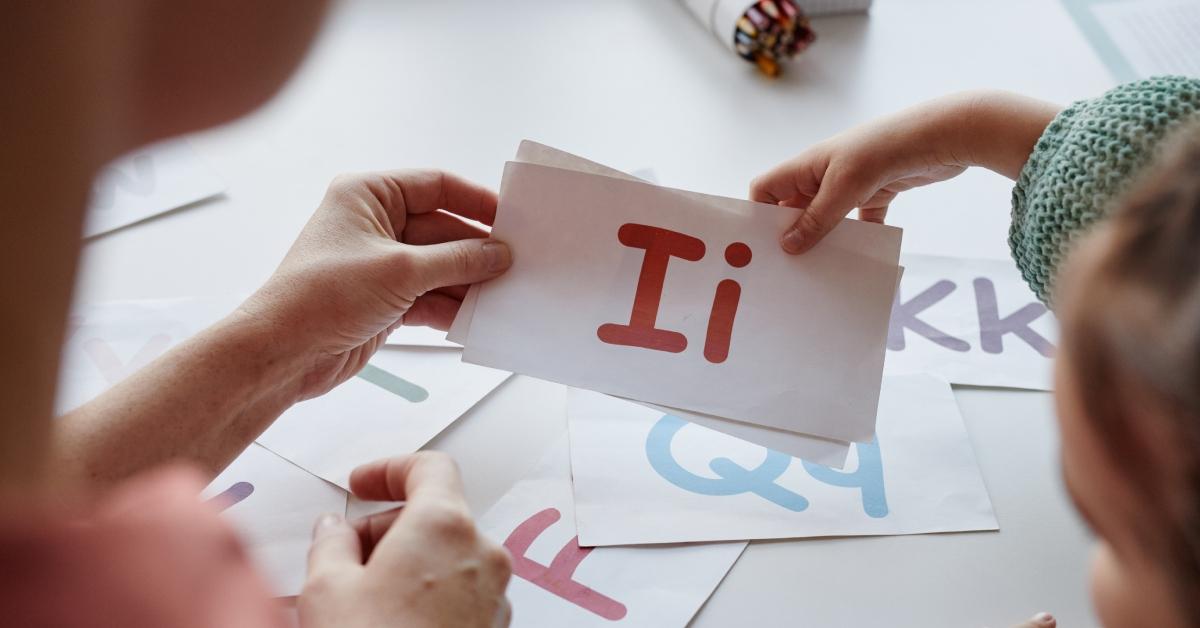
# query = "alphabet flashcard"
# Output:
<box><xmin>883</xmin><ymin>254</ymin><xmax>1057</xmax><ymax>390</ymax></box>
<box><xmin>257</xmin><ymin>347</ymin><xmax>511</xmax><ymax>488</ymax></box>
<box><xmin>476</xmin><ymin>440</ymin><xmax>746</xmax><ymax>628</ymax></box>
<box><xmin>566</xmin><ymin>374</ymin><xmax>997</xmax><ymax>547</ymax></box>
<box><xmin>461</xmin><ymin>158</ymin><xmax>902</xmax><ymax>444</ymax></box>
<box><xmin>200</xmin><ymin>443</ymin><xmax>347</xmax><ymax>597</ymax></box>
<box><xmin>86</xmin><ymin>140</ymin><xmax>225</xmax><ymax>237</ymax></box>
<box><xmin>450</xmin><ymin>141</ymin><xmax>856</xmax><ymax>463</ymax></box>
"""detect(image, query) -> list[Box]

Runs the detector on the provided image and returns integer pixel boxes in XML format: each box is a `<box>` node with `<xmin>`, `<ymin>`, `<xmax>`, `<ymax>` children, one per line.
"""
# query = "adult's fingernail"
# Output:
<box><xmin>313</xmin><ymin>512</ymin><xmax>343</xmax><ymax>538</ymax></box>
<box><xmin>483</xmin><ymin>241</ymin><xmax>512</xmax><ymax>274</ymax></box>
<box><xmin>1031</xmin><ymin>612</ymin><xmax>1055</xmax><ymax>626</ymax></box>
<box><xmin>780</xmin><ymin>229</ymin><xmax>804</xmax><ymax>253</ymax></box>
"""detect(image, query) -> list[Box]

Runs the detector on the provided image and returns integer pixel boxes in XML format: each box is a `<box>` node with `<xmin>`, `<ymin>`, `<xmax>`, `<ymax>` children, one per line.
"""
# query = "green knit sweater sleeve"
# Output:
<box><xmin>1009</xmin><ymin>76</ymin><xmax>1200</xmax><ymax>305</ymax></box>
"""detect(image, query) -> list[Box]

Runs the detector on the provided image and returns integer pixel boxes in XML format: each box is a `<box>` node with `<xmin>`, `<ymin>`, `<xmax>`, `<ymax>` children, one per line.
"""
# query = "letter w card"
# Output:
<box><xmin>883</xmin><ymin>254</ymin><xmax>1058</xmax><ymax>391</ymax></box>
<box><xmin>477</xmin><ymin>439</ymin><xmax>746</xmax><ymax>628</ymax></box>
<box><xmin>567</xmin><ymin>374</ymin><xmax>997</xmax><ymax>546</ymax></box>
<box><xmin>463</xmin><ymin>159</ymin><xmax>902</xmax><ymax>443</ymax></box>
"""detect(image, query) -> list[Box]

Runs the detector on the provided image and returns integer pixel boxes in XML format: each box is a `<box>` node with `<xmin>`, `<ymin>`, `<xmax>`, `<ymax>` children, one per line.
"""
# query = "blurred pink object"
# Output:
<box><xmin>0</xmin><ymin>466</ymin><xmax>286</xmax><ymax>628</ymax></box>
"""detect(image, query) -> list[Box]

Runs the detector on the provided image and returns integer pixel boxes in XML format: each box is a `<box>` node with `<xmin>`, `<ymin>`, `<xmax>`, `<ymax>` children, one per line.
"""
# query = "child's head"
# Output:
<box><xmin>1055</xmin><ymin>126</ymin><xmax>1200</xmax><ymax>628</ymax></box>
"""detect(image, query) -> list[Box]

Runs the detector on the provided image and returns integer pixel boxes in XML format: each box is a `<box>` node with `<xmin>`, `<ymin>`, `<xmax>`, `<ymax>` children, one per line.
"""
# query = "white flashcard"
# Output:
<box><xmin>461</xmin><ymin>150</ymin><xmax>902</xmax><ymax>443</ymax></box>
<box><xmin>86</xmin><ymin>140</ymin><xmax>225</xmax><ymax>237</ymax></box>
<box><xmin>478</xmin><ymin>440</ymin><xmax>746</xmax><ymax>628</ymax></box>
<box><xmin>257</xmin><ymin>348</ymin><xmax>511</xmax><ymax>489</ymax></box>
<box><xmin>201</xmin><ymin>443</ymin><xmax>347</xmax><ymax>597</ymax></box>
<box><xmin>385</xmin><ymin>325</ymin><xmax>460</xmax><ymax>348</ymax></box>
<box><xmin>567</xmin><ymin>374</ymin><xmax>997</xmax><ymax>546</ymax></box>
<box><xmin>451</xmin><ymin>143</ymin><xmax>853</xmax><ymax>464</ymax></box>
<box><xmin>883</xmin><ymin>254</ymin><xmax>1057</xmax><ymax>391</ymax></box>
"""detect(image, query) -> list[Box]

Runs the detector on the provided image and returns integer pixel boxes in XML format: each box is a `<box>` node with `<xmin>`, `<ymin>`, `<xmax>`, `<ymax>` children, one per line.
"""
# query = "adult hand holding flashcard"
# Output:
<box><xmin>462</xmin><ymin>161</ymin><xmax>902</xmax><ymax>443</ymax></box>
<box><xmin>240</xmin><ymin>169</ymin><xmax>511</xmax><ymax>402</ymax></box>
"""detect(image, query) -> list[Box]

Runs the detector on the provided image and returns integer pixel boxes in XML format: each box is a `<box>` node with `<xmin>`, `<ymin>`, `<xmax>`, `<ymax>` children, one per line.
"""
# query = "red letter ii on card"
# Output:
<box><xmin>703</xmin><ymin>242</ymin><xmax>751</xmax><ymax>363</ymax></box>
<box><xmin>598</xmin><ymin>224</ymin><xmax>705</xmax><ymax>353</ymax></box>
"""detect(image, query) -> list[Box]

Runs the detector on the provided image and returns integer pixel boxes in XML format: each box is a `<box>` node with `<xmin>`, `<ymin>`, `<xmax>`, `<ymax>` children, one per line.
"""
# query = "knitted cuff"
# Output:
<box><xmin>1008</xmin><ymin>76</ymin><xmax>1200</xmax><ymax>306</ymax></box>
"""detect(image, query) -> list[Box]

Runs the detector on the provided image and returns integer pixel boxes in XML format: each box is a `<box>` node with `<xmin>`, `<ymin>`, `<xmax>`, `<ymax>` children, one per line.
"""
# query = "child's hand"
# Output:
<box><xmin>751</xmin><ymin>91</ymin><xmax>1060</xmax><ymax>254</ymax></box>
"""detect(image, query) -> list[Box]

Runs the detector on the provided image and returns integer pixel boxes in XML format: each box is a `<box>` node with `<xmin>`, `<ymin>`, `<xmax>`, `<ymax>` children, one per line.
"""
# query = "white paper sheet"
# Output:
<box><xmin>477</xmin><ymin>440</ymin><xmax>746</xmax><ymax>628</ymax></box>
<box><xmin>567</xmin><ymin>374</ymin><xmax>997</xmax><ymax>546</ymax></box>
<box><xmin>86</xmin><ymin>140</ymin><xmax>225</xmax><ymax>237</ymax></box>
<box><xmin>385</xmin><ymin>325</ymin><xmax>460</xmax><ymax>348</ymax></box>
<box><xmin>257</xmin><ymin>348</ymin><xmax>511</xmax><ymax>489</ymax></box>
<box><xmin>462</xmin><ymin>160</ymin><xmax>901</xmax><ymax>443</ymax></box>
<box><xmin>883</xmin><ymin>254</ymin><xmax>1057</xmax><ymax>391</ymax></box>
<box><xmin>451</xmin><ymin>142</ymin><xmax>853</xmax><ymax>463</ymax></box>
<box><xmin>1091</xmin><ymin>0</ymin><xmax>1200</xmax><ymax>78</ymax></box>
<box><xmin>57</xmin><ymin>299</ymin><xmax>346</xmax><ymax>597</ymax></box>
<box><xmin>201</xmin><ymin>444</ymin><xmax>347</xmax><ymax>597</ymax></box>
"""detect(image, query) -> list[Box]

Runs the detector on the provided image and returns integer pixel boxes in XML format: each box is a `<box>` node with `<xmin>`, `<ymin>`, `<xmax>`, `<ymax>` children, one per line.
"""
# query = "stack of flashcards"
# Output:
<box><xmin>450</xmin><ymin>140</ymin><xmax>903</xmax><ymax>468</ymax></box>
<box><xmin>681</xmin><ymin>0</ymin><xmax>816</xmax><ymax>76</ymax></box>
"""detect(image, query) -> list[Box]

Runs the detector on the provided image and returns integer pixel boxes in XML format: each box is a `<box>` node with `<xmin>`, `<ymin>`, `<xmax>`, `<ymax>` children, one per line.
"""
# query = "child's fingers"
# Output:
<box><xmin>776</xmin><ymin>168</ymin><xmax>873</xmax><ymax>255</ymax></box>
<box><xmin>749</xmin><ymin>153</ymin><xmax>822</xmax><ymax>206</ymax></box>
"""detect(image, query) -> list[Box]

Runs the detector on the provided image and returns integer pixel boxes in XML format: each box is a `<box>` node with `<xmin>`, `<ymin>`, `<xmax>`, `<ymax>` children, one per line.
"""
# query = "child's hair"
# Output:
<box><xmin>1059</xmin><ymin>124</ymin><xmax>1200</xmax><ymax>623</ymax></box>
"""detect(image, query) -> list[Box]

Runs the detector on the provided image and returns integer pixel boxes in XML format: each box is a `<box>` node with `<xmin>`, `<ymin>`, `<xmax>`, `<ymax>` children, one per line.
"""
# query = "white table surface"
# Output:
<box><xmin>75</xmin><ymin>0</ymin><xmax>1117</xmax><ymax>625</ymax></box>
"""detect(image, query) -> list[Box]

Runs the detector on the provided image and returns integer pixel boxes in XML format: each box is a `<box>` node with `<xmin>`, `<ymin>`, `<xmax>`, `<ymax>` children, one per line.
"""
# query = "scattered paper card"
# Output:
<box><xmin>86</xmin><ymin>139</ymin><xmax>225</xmax><ymax>237</ymax></box>
<box><xmin>202</xmin><ymin>444</ymin><xmax>347</xmax><ymax>597</ymax></box>
<box><xmin>883</xmin><ymin>254</ymin><xmax>1057</xmax><ymax>391</ymax></box>
<box><xmin>477</xmin><ymin>439</ymin><xmax>746</xmax><ymax>628</ymax></box>
<box><xmin>461</xmin><ymin>146</ymin><xmax>902</xmax><ymax>443</ymax></box>
<box><xmin>257</xmin><ymin>347</ymin><xmax>511</xmax><ymax>489</ymax></box>
<box><xmin>451</xmin><ymin>141</ymin><xmax>855</xmax><ymax>462</ymax></box>
<box><xmin>567</xmin><ymin>374</ymin><xmax>997</xmax><ymax>546</ymax></box>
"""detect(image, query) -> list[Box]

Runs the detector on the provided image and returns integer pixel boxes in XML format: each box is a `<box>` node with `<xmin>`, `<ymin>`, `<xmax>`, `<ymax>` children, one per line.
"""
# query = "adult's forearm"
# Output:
<box><xmin>50</xmin><ymin>311</ymin><xmax>307</xmax><ymax>491</ymax></box>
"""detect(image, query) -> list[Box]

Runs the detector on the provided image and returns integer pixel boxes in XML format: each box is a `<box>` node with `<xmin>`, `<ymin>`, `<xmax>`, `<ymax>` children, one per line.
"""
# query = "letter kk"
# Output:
<box><xmin>597</xmin><ymin>223</ymin><xmax>751</xmax><ymax>363</ymax></box>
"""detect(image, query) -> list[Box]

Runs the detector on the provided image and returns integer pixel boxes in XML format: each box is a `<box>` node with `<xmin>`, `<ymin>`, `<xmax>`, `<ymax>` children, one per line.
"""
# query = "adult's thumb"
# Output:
<box><xmin>411</xmin><ymin>238</ymin><xmax>511</xmax><ymax>292</ymax></box>
<box><xmin>306</xmin><ymin>513</ymin><xmax>362</xmax><ymax>579</ymax></box>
